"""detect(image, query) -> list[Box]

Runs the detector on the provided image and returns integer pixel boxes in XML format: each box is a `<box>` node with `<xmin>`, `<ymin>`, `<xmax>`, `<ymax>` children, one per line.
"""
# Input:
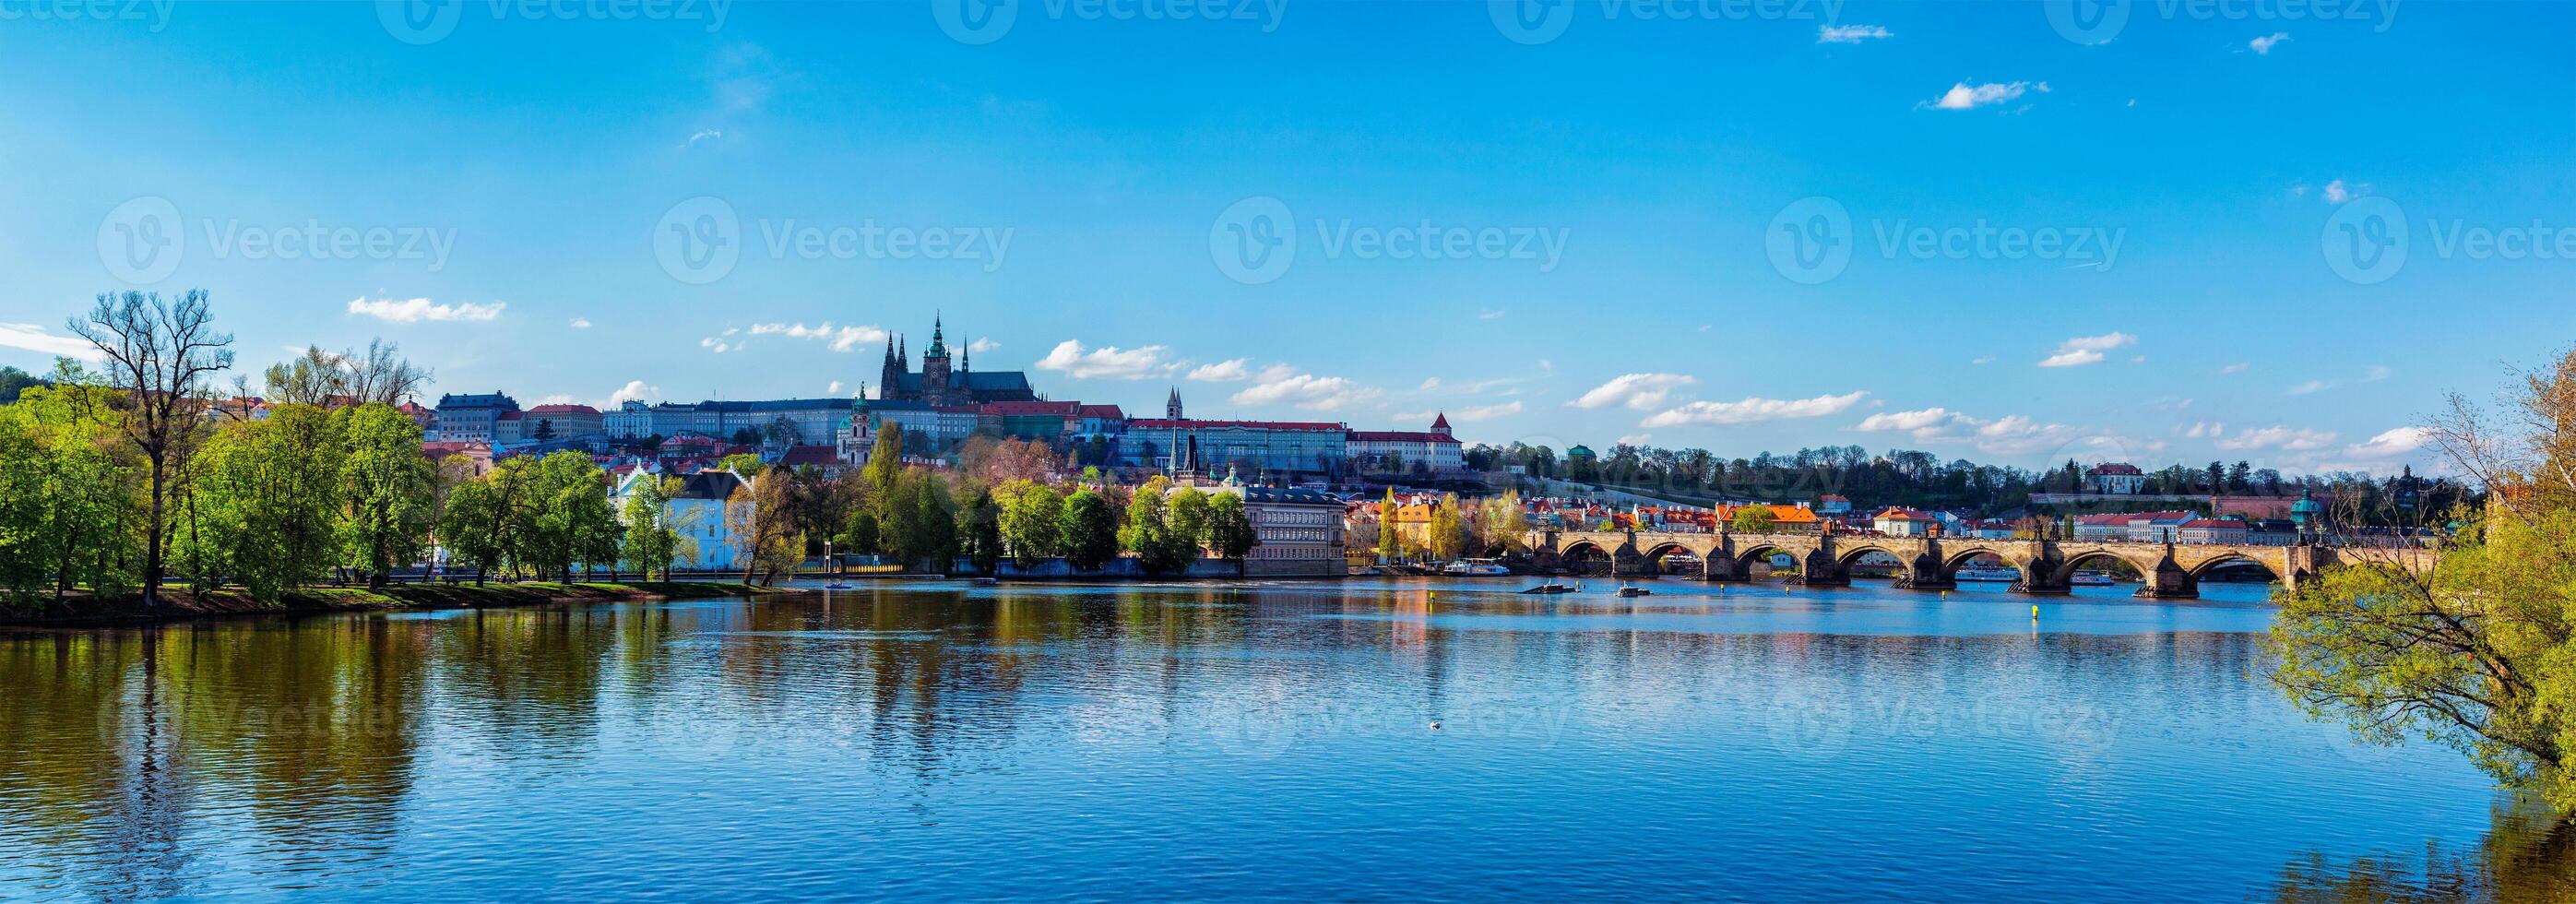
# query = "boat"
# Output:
<box><xmin>1616</xmin><ymin>584</ymin><xmax>1653</xmax><ymax>598</ymax></box>
<box><xmin>1442</xmin><ymin>558</ymin><xmax>1512</xmax><ymax>577</ymax></box>
<box><xmin>972</xmin><ymin>577</ymin><xmax>999</xmax><ymax>586</ymax></box>
<box><xmin>823</xmin><ymin>580</ymin><xmax>853</xmax><ymax>590</ymax></box>
<box><xmin>1520</xmin><ymin>582</ymin><xmax>1579</xmax><ymax>595</ymax></box>
<box><xmin>1954</xmin><ymin>565</ymin><xmax>2020</xmax><ymax>583</ymax></box>
<box><xmin>2070</xmin><ymin>570</ymin><xmax>2116</xmax><ymax>587</ymax></box>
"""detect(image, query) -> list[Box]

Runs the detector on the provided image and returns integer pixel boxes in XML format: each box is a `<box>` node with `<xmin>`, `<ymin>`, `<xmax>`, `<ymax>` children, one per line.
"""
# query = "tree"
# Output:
<box><xmin>0</xmin><ymin>365</ymin><xmax>46</xmax><ymax>405</ymax></box>
<box><xmin>1206</xmin><ymin>492</ymin><xmax>1256</xmax><ymax>564</ymax></box>
<box><xmin>837</xmin><ymin>508</ymin><xmax>880</xmax><ymax>560</ymax></box>
<box><xmin>728</xmin><ymin>471</ymin><xmax>802</xmax><ymax>586</ymax></box>
<box><xmin>179</xmin><ymin>404</ymin><xmax>343</xmax><ymax>601</ymax></box>
<box><xmin>959</xmin><ymin>489</ymin><xmax>1003</xmax><ymax>574</ymax></box>
<box><xmin>1731</xmin><ymin>506</ymin><xmax>1778</xmax><ymax>534</ymax></box>
<box><xmin>878</xmin><ymin>470</ymin><xmax>956</xmax><ymax>572</ymax></box>
<box><xmin>0</xmin><ymin>368</ymin><xmax>137</xmax><ymax>607</ymax></box>
<box><xmin>995</xmin><ymin>479</ymin><xmax>1064</xmax><ymax>566</ymax></box>
<box><xmin>862</xmin><ymin>425</ymin><xmax>903</xmax><ymax>498</ymax></box>
<box><xmin>2268</xmin><ymin>348</ymin><xmax>2576</xmax><ymax>813</ymax></box>
<box><xmin>1480</xmin><ymin>491</ymin><xmax>1528</xmax><ymax>555</ymax></box>
<box><xmin>1122</xmin><ymin>477</ymin><xmax>1195</xmax><ymax>576</ymax></box>
<box><xmin>1426</xmin><ymin>494</ymin><xmax>1469</xmax><ymax>562</ymax></box>
<box><xmin>336</xmin><ymin>403</ymin><xmax>435</xmax><ymax>589</ymax></box>
<box><xmin>1168</xmin><ymin>486</ymin><xmax>1212</xmax><ymax>554</ymax></box>
<box><xmin>718</xmin><ymin>453</ymin><xmax>766</xmax><ymax>478</ymax></box>
<box><xmin>68</xmin><ymin>290</ymin><xmax>234</xmax><ymax>608</ymax></box>
<box><xmin>1376</xmin><ymin>490</ymin><xmax>1401</xmax><ymax>562</ymax></box>
<box><xmin>621</xmin><ymin>475</ymin><xmax>682</xmax><ymax>580</ymax></box>
<box><xmin>1060</xmin><ymin>489</ymin><xmax>1120</xmax><ymax>570</ymax></box>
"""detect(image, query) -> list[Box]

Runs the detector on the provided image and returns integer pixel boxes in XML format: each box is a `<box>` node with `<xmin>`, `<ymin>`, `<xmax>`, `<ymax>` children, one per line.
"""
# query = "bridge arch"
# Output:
<box><xmin>1640</xmin><ymin>541</ymin><xmax>1709</xmax><ymax>576</ymax></box>
<box><xmin>2186</xmin><ymin>552</ymin><xmax>2284</xmax><ymax>584</ymax></box>
<box><xmin>1560</xmin><ymin>541</ymin><xmax>1615</xmax><ymax>576</ymax></box>
<box><xmin>2042</xmin><ymin>548</ymin><xmax>2160</xmax><ymax>584</ymax></box>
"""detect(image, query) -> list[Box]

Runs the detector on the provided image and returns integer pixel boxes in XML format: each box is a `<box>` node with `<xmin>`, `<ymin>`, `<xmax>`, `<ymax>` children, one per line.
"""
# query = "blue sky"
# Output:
<box><xmin>0</xmin><ymin>0</ymin><xmax>2567</xmax><ymax>474</ymax></box>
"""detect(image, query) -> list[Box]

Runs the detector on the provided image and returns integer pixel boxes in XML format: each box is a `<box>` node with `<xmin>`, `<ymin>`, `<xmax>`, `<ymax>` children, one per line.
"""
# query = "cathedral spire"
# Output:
<box><xmin>928</xmin><ymin>313</ymin><xmax>947</xmax><ymax>358</ymax></box>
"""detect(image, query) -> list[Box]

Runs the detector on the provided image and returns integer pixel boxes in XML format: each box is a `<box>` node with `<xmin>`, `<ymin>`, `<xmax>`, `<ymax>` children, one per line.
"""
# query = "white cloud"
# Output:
<box><xmin>348</xmin><ymin>296</ymin><xmax>505</xmax><ymax>324</ymax></box>
<box><xmin>2347</xmin><ymin>427</ymin><xmax>2435</xmax><ymax>459</ymax></box>
<box><xmin>2215</xmin><ymin>425</ymin><xmax>2340</xmax><ymax>451</ymax></box>
<box><xmin>2038</xmin><ymin>332</ymin><xmax>2135</xmax><ymax>368</ymax></box>
<box><xmin>537</xmin><ymin>394</ymin><xmax>576</xmax><ymax>406</ymax></box>
<box><xmin>2364</xmin><ymin>364</ymin><xmax>2392</xmax><ymax>382</ymax></box>
<box><xmin>969</xmin><ymin>337</ymin><xmax>1000</xmax><ymax>353</ymax></box>
<box><xmin>700</xmin><ymin>327</ymin><xmax>742</xmax><ymax>354</ymax></box>
<box><xmin>1819</xmin><ymin>23</ymin><xmax>1893</xmax><ymax>43</ymax></box>
<box><xmin>2221</xmin><ymin>363</ymin><xmax>2250</xmax><ymax>375</ymax></box>
<box><xmin>1451</xmin><ymin>400</ymin><xmax>1522</xmax><ymax>422</ymax></box>
<box><xmin>1230</xmin><ymin>372</ymin><xmax>1381</xmax><ymax>411</ymax></box>
<box><xmin>1641</xmin><ymin>391</ymin><xmax>1868</xmax><ymax>428</ymax></box>
<box><xmin>1929</xmin><ymin>80</ymin><xmax>2047</xmax><ymax>111</ymax></box>
<box><xmin>568</xmin><ymin>317</ymin><xmax>593</xmax><ymax>328</ymax></box>
<box><xmin>1618</xmin><ymin>433</ymin><xmax>1653</xmax><ymax>446</ymax></box>
<box><xmin>0</xmin><ymin>322</ymin><xmax>97</xmax><ymax>360</ymax></box>
<box><xmin>747</xmin><ymin>321</ymin><xmax>888</xmax><ymax>352</ymax></box>
<box><xmin>1187</xmin><ymin>358</ymin><xmax>1253</xmax><ymax>382</ymax></box>
<box><xmin>1036</xmin><ymin>339</ymin><xmax>1176</xmax><ymax>380</ymax></box>
<box><xmin>1855</xmin><ymin>408</ymin><xmax>1955</xmax><ymax>432</ymax></box>
<box><xmin>1567</xmin><ymin>373</ymin><xmax>1697</xmax><ymax>410</ymax></box>
<box><xmin>686</xmin><ymin>129</ymin><xmax>723</xmax><ymax>147</ymax></box>
<box><xmin>826</xmin><ymin>380</ymin><xmax>844</xmax><ymax>394</ymax></box>
<box><xmin>2184</xmin><ymin>421</ymin><xmax>2226</xmax><ymax>439</ymax></box>
<box><xmin>609</xmin><ymin>380</ymin><xmax>657</xmax><ymax>405</ymax></box>
<box><xmin>2249</xmin><ymin>31</ymin><xmax>2289</xmax><ymax>54</ymax></box>
<box><xmin>2287</xmin><ymin>379</ymin><xmax>2333</xmax><ymax>395</ymax></box>
<box><xmin>1419</xmin><ymin>377</ymin><xmax>1442</xmax><ymax>391</ymax></box>
<box><xmin>1478</xmin><ymin>308</ymin><xmax>1507</xmax><ymax>320</ymax></box>
<box><xmin>1970</xmin><ymin>356</ymin><xmax>1996</xmax><ymax>365</ymax></box>
<box><xmin>2322</xmin><ymin>179</ymin><xmax>2369</xmax><ymax>203</ymax></box>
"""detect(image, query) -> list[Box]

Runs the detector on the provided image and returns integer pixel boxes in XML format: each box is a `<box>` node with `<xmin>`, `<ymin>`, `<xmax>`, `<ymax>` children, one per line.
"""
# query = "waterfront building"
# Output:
<box><xmin>1347</xmin><ymin>413</ymin><xmax>1463</xmax><ymax>474</ymax></box>
<box><xmin>431</xmin><ymin>391</ymin><xmax>519</xmax><ymax>442</ymax></box>
<box><xmin>878</xmin><ymin>317</ymin><xmax>1039</xmax><ymax>407</ymax></box>
<box><xmin>639</xmin><ymin>398</ymin><xmax>853</xmax><ymax>446</ymax></box>
<box><xmin>1815</xmin><ymin>494</ymin><xmax>1853</xmax><ymax>517</ymax></box>
<box><xmin>1220</xmin><ymin>482</ymin><xmax>1347</xmax><ymax>577</ymax></box>
<box><xmin>2178</xmin><ymin>518</ymin><xmax>2250</xmax><ymax>545</ymax></box>
<box><xmin>612</xmin><ymin>470</ymin><xmax>754</xmax><ymax>572</ymax></box>
<box><xmin>1119</xmin><ymin>417</ymin><xmax>1348</xmax><ymax>477</ymax></box>
<box><xmin>522</xmin><ymin>403</ymin><xmax>604</xmax><ymax>440</ymax></box>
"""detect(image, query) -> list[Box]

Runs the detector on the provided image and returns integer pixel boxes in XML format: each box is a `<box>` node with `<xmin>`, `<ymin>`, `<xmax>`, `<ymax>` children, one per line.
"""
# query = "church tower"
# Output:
<box><xmin>1166</xmin><ymin>387</ymin><xmax>1184</xmax><ymax>421</ymax></box>
<box><xmin>880</xmin><ymin>335</ymin><xmax>902</xmax><ymax>401</ymax></box>
<box><xmin>922</xmin><ymin>315</ymin><xmax>952</xmax><ymax>400</ymax></box>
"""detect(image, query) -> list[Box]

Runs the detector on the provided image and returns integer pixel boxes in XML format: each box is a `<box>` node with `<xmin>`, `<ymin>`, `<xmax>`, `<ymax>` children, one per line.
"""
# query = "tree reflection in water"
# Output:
<box><xmin>2271</xmin><ymin>798</ymin><xmax>2574</xmax><ymax>902</ymax></box>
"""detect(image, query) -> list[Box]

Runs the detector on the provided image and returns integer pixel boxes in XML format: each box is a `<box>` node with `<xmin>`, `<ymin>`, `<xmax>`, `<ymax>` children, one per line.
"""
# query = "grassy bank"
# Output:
<box><xmin>0</xmin><ymin>580</ymin><xmax>791</xmax><ymax>625</ymax></box>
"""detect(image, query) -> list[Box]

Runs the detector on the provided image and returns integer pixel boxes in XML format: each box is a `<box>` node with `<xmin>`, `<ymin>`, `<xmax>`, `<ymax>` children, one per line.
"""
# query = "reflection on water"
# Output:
<box><xmin>0</xmin><ymin>579</ymin><xmax>2560</xmax><ymax>900</ymax></box>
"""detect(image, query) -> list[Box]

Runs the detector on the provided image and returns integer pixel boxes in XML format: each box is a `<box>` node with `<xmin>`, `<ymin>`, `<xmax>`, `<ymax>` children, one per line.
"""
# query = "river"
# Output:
<box><xmin>1</xmin><ymin>578</ymin><xmax>2567</xmax><ymax>901</ymax></box>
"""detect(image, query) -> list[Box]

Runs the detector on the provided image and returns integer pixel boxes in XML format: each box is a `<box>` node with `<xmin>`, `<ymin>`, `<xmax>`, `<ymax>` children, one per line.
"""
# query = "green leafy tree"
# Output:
<box><xmin>718</xmin><ymin>453</ymin><xmax>766</xmax><ymax>478</ymax></box>
<box><xmin>179</xmin><ymin>403</ymin><xmax>344</xmax><ymax>601</ymax></box>
<box><xmin>1376</xmin><ymin>490</ymin><xmax>1401</xmax><ymax>562</ymax></box>
<box><xmin>68</xmin><ymin>290</ymin><xmax>236</xmax><ymax>609</ymax></box>
<box><xmin>995</xmin><ymin>479</ymin><xmax>1065</xmax><ymax>566</ymax></box>
<box><xmin>1480</xmin><ymin>491</ymin><xmax>1528</xmax><ymax>555</ymax></box>
<box><xmin>1427</xmin><ymin>494</ymin><xmax>1469</xmax><ymax>562</ymax></box>
<box><xmin>620</xmin><ymin>475</ymin><xmax>682</xmax><ymax>580</ymax></box>
<box><xmin>1206</xmin><ymin>492</ymin><xmax>1256</xmax><ymax>564</ymax></box>
<box><xmin>335</xmin><ymin>403</ymin><xmax>435</xmax><ymax>589</ymax></box>
<box><xmin>0</xmin><ymin>370</ymin><xmax>137</xmax><ymax>606</ymax></box>
<box><xmin>2269</xmin><ymin>349</ymin><xmax>2576</xmax><ymax>813</ymax></box>
<box><xmin>1122</xmin><ymin>476</ymin><xmax>1196</xmax><ymax>576</ymax></box>
<box><xmin>837</xmin><ymin>508</ymin><xmax>881</xmax><ymax>559</ymax></box>
<box><xmin>1060</xmin><ymin>489</ymin><xmax>1120</xmax><ymax>570</ymax></box>
<box><xmin>879</xmin><ymin>471</ymin><xmax>956</xmax><ymax>572</ymax></box>
<box><xmin>1731</xmin><ymin>506</ymin><xmax>1778</xmax><ymax>534</ymax></box>
<box><xmin>1168</xmin><ymin>486</ymin><xmax>1212</xmax><ymax>553</ymax></box>
<box><xmin>959</xmin><ymin>490</ymin><xmax>1003</xmax><ymax>574</ymax></box>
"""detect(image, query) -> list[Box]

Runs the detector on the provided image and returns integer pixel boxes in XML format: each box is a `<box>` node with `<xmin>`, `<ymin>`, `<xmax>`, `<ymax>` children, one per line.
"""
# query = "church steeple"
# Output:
<box><xmin>1166</xmin><ymin>387</ymin><xmax>1183</xmax><ymax>421</ymax></box>
<box><xmin>927</xmin><ymin>314</ymin><xmax>947</xmax><ymax>359</ymax></box>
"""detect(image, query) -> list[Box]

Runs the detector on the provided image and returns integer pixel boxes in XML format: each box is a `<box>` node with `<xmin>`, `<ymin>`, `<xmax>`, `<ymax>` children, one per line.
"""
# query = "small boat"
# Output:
<box><xmin>1442</xmin><ymin>558</ymin><xmax>1512</xmax><ymax>577</ymax></box>
<box><xmin>823</xmin><ymin>581</ymin><xmax>853</xmax><ymax>590</ymax></box>
<box><xmin>972</xmin><ymin>577</ymin><xmax>1000</xmax><ymax>587</ymax></box>
<box><xmin>1520</xmin><ymin>582</ymin><xmax>1578</xmax><ymax>595</ymax></box>
<box><xmin>2070</xmin><ymin>570</ymin><xmax>2116</xmax><ymax>587</ymax></box>
<box><xmin>1616</xmin><ymin>585</ymin><xmax>1653</xmax><ymax>598</ymax></box>
<box><xmin>1954</xmin><ymin>566</ymin><xmax>2020</xmax><ymax>583</ymax></box>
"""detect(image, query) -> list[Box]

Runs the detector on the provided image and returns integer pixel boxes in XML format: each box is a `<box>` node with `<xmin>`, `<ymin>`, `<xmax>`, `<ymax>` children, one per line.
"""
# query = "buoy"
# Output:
<box><xmin>1428</xmin><ymin>721</ymin><xmax>1442</xmax><ymax>731</ymax></box>
<box><xmin>2030</xmin><ymin>604</ymin><xmax>2041</xmax><ymax>619</ymax></box>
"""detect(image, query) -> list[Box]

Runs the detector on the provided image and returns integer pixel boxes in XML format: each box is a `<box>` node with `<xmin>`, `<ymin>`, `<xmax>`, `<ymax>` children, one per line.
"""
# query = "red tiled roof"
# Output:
<box><xmin>779</xmin><ymin>446</ymin><xmax>839</xmax><ymax>468</ymax></box>
<box><xmin>981</xmin><ymin>401</ymin><xmax>1080</xmax><ymax>416</ymax></box>
<box><xmin>528</xmin><ymin>404</ymin><xmax>600</xmax><ymax>415</ymax></box>
<box><xmin>1075</xmin><ymin>404</ymin><xmax>1125</xmax><ymax>419</ymax></box>
<box><xmin>2086</xmin><ymin>462</ymin><xmax>2143</xmax><ymax>476</ymax></box>
<box><xmin>1349</xmin><ymin>430</ymin><xmax>1459</xmax><ymax>444</ymax></box>
<box><xmin>1126</xmin><ymin>419</ymin><xmax>1346</xmax><ymax>431</ymax></box>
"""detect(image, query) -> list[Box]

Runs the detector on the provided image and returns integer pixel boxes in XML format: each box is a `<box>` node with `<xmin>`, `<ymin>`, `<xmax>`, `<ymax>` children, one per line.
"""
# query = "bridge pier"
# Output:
<box><xmin>2135</xmin><ymin>558</ymin><xmax>2200</xmax><ymax>600</ymax></box>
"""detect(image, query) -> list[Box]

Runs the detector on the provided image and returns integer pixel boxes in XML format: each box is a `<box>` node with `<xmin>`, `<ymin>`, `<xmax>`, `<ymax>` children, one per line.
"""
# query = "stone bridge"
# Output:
<box><xmin>1523</xmin><ymin>529</ymin><xmax>2434</xmax><ymax>600</ymax></box>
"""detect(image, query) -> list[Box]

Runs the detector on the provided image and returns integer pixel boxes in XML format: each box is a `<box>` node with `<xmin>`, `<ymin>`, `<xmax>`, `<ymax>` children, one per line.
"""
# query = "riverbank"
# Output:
<box><xmin>0</xmin><ymin>580</ymin><xmax>793</xmax><ymax>626</ymax></box>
